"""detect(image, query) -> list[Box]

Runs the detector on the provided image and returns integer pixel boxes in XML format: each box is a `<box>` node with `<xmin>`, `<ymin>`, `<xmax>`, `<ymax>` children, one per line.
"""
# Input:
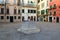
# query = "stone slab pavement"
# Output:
<box><xmin>0</xmin><ymin>21</ymin><xmax>60</xmax><ymax>40</ymax></box>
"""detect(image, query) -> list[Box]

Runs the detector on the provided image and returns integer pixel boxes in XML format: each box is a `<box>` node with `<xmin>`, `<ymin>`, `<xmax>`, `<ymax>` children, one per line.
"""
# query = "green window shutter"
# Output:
<box><xmin>41</xmin><ymin>10</ymin><xmax>45</xmax><ymax>15</ymax></box>
<box><xmin>30</xmin><ymin>1</ymin><xmax>34</xmax><ymax>5</ymax></box>
<box><xmin>31</xmin><ymin>1</ymin><xmax>33</xmax><ymax>3</ymax></box>
<box><xmin>54</xmin><ymin>11</ymin><xmax>56</xmax><ymax>15</ymax></box>
<box><xmin>46</xmin><ymin>9</ymin><xmax>48</xmax><ymax>14</ymax></box>
<box><xmin>54</xmin><ymin>4</ymin><xmax>56</xmax><ymax>8</ymax></box>
<box><xmin>50</xmin><ymin>0</ymin><xmax>52</xmax><ymax>2</ymax></box>
<box><xmin>41</xmin><ymin>0</ymin><xmax>43</xmax><ymax>1</ymax></box>
<box><xmin>50</xmin><ymin>5</ymin><xmax>52</xmax><ymax>9</ymax></box>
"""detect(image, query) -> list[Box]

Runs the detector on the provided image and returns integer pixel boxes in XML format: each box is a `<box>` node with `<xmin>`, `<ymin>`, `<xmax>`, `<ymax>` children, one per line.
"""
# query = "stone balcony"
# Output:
<box><xmin>21</xmin><ymin>3</ymin><xmax>37</xmax><ymax>8</ymax></box>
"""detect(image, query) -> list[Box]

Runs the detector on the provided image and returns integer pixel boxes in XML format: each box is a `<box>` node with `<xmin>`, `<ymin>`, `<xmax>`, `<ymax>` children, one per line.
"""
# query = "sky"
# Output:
<box><xmin>0</xmin><ymin>0</ymin><xmax>2</xmax><ymax>3</ymax></box>
<box><xmin>0</xmin><ymin>0</ymin><xmax>2</xmax><ymax>2</ymax></box>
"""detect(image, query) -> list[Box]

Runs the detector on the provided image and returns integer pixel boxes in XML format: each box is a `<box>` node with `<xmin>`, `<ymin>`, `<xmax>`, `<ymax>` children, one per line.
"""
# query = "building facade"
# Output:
<box><xmin>48</xmin><ymin>0</ymin><xmax>60</xmax><ymax>23</ymax></box>
<box><xmin>0</xmin><ymin>0</ymin><xmax>37</xmax><ymax>22</ymax></box>
<box><xmin>21</xmin><ymin>0</ymin><xmax>37</xmax><ymax>21</ymax></box>
<box><xmin>0</xmin><ymin>0</ymin><xmax>21</xmax><ymax>22</ymax></box>
<box><xmin>37</xmin><ymin>0</ymin><xmax>49</xmax><ymax>22</ymax></box>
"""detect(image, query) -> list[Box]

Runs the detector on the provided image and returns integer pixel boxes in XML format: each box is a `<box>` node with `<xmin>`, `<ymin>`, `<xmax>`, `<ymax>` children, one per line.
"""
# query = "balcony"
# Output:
<box><xmin>21</xmin><ymin>3</ymin><xmax>37</xmax><ymax>7</ymax></box>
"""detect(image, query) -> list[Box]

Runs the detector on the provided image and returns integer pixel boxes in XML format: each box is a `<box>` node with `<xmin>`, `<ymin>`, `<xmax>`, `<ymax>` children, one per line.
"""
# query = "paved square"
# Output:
<box><xmin>0</xmin><ymin>22</ymin><xmax>60</xmax><ymax>40</ymax></box>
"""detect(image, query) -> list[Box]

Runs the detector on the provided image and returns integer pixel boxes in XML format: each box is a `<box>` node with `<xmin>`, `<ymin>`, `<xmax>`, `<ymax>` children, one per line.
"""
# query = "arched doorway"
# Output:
<box><xmin>56</xmin><ymin>17</ymin><xmax>59</xmax><ymax>23</ymax></box>
<box><xmin>10</xmin><ymin>16</ymin><xmax>13</xmax><ymax>22</ymax></box>
<box><xmin>30</xmin><ymin>16</ymin><xmax>33</xmax><ymax>21</ymax></box>
<box><xmin>34</xmin><ymin>16</ymin><xmax>36</xmax><ymax>21</ymax></box>
<box><xmin>22</xmin><ymin>16</ymin><xmax>24</xmax><ymax>21</ymax></box>
<box><xmin>49</xmin><ymin>17</ymin><xmax>52</xmax><ymax>22</ymax></box>
<box><xmin>28</xmin><ymin>16</ymin><xmax>30</xmax><ymax>21</ymax></box>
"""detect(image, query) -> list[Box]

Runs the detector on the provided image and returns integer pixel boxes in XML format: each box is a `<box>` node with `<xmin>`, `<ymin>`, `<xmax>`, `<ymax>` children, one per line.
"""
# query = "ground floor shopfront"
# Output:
<box><xmin>0</xmin><ymin>15</ymin><xmax>21</xmax><ymax>23</ymax></box>
<box><xmin>38</xmin><ymin>15</ymin><xmax>48</xmax><ymax>22</ymax></box>
<box><xmin>22</xmin><ymin>13</ymin><xmax>37</xmax><ymax>21</ymax></box>
<box><xmin>48</xmin><ymin>16</ymin><xmax>60</xmax><ymax>23</ymax></box>
<box><xmin>0</xmin><ymin>14</ymin><xmax>37</xmax><ymax>23</ymax></box>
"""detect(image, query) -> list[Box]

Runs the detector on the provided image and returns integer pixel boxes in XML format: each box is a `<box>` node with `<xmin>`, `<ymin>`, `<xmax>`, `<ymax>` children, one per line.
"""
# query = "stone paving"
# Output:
<box><xmin>0</xmin><ymin>22</ymin><xmax>60</xmax><ymax>40</ymax></box>
<box><xmin>17</xmin><ymin>21</ymin><xmax>40</xmax><ymax>34</ymax></box>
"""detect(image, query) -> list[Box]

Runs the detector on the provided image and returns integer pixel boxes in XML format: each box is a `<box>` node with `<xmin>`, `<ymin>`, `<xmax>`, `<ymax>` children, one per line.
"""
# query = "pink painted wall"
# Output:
<box><xmin>49</xmin><ymin>0</ymin><xmax>60</xmax><ymax>16</ymax></box>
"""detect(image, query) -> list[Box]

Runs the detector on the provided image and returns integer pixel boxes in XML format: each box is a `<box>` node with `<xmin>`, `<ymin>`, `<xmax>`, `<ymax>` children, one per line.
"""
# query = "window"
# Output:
<box><xmin>50</xmin><ymin>0</ymin><xmax>52</xmax><ymax>2</ymax></box>
<box><xmin>28</xmin><ymin>16</ymin><xmax>30</xmax><ymax>19</ymax></box>
<box><xmin>31</xmin><ymin>10</ymin><xmax>33</xmax><ymax>13</ymax></box>
<box><xmin>31</xmin><ymin>1</ymin><xmax>33</xmax><ymax>3</ymax></box>
<box><xmin>46</xmin><ymin>9</ymin><xmax>48</xmax><ymax>14</ymax></box>
<box><xmin>14</xmin><ymin>16</ymin><xmax>16</xmax><ymax>19</ymax></box>
<box><xmin>28</xmin><ymin>10</ymin><xmax>30</xmax><ymax>13</ymax></box>
<box><xmin>50</xmin><ymin>5</ymin><xmax>52</xmax><ymax>9</ymax></box>
<box><xmin>7</xmin><ymin>16</ymin><xmax>9</xmax><ymax>19</ymax></box>
<box><xmin>41</xmin><ymin>3</ymin><xmax>44</xmax><ymax>9</ymax></box>
<box><xmin>54</xmin><ymin>17</ymin><xmax>55</xmax><ymax>20</ymax></box>
<box><xmin>6</xmin><ymin>8</ymin><xmax>9</xmax><ymax>14</ymax></box>
<box><xmin>38</xmin><ymin>0</ymin><xmax>40</xmax><ymax>3</ymax></box>
<box><xmin>54</xmin><ymin>11</ymin><xmax>56</xmax><ymax>15</ymax></box>
<box><xmin>18</xmin><ymin>10</ymin><xmax>20</xmax><ymax>14</ymax></box>
<box><xmin>34</xmin><ymin>10</ymin><xmax>36</xmax><ymax>13</ymax></box>
<box><xmin>22</xmin><ymin>9</ymin><xmax>24</xmax><ymax>13</ymax></box>
<box><xmin>41</xmin><ymin>10</ymin><xmax>45</xmax><ymax>15</ymax></box>
<box><xmin>17</xmin><ymin>0</ymin><xmax>20</xmax><ymax>6</ymax></box>
<box><xmin>54</xmin><ymin>4</ymin><xmax>56</xmax><ymax>8</ymax></box>
<box><xmin>41</xmin><ymin>0</ymin><xmax>43</xmax><ymax>1</ymax></box>
<box><xmin>14</xmin><ymin>9</ymin><xmax>16</xmax><ymax>14</ymax></box>
<box><xmin>37</xmin><ymin>5</ymin><xmax>40</xmax><ymax>10</ymax></box>
<box><xmin>1</xmin><ymin>8</ymin><xmax>4</xmax><ymax>14</ymax></box>
<box><xmin>18</xmin><ymin>16</ymin><xmax>20</xmax><ymax>19</ymax></box>
<box><xmin>50</xmin><ymin>12</ymin><xmax>52</xmax><ymax>15</ymax></box>
<box><xmin>1</xmin><ymin>16</ymin><xmax>4</xmax><ymax>19</ymax></box>
<box><xmin>47</xmin><ymin>1</ymin><xmax>48</xmax><ymax>6</ymax></box>
<box><xmin>28</xmin><ymin>10</ymin><xmax>36</xmax><ymax>13</ymax></box>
